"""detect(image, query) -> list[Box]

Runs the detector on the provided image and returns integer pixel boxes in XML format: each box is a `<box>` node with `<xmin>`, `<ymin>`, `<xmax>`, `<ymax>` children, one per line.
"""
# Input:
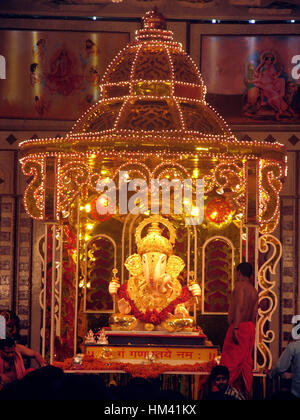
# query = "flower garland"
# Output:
<box><xmin>53</xmin><ymin>355</ymin><xmax>217</xmax><ymax>379</ymax></box>
<box><xmin>117</xmin><ymin>284</ymin><xmax>193</xmax><ymax>325</ymax></box>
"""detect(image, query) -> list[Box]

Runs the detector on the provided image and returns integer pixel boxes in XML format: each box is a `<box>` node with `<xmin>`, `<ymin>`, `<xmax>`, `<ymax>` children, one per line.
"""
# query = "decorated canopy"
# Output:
<box><xmin>19</xmin><ymin>9</ymin><xmax>286</xmax><ymax>369</ymax></box>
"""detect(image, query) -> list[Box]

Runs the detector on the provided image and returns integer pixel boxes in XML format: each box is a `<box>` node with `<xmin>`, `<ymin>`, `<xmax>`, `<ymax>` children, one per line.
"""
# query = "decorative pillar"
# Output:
<box><xmin>245</xmin><ymin>158</ymin><xmax>260</xmax><ymax>370</ymax></box>
<box><xmin>40</xmin><ymin>158</ymin><xmax>62</xmax><ymax>363</ymax></box>
<box><xmin>256</xmin><ymin>234</ymin><xmax>281</xmax><ymax>370</ymax></box>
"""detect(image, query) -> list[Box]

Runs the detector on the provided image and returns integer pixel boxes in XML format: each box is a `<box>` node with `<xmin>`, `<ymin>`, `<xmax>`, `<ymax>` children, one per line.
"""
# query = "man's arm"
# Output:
<box><xmin>231</xmin><ymin>283</ymin><xmax>244</xmax><ymax>345</ymax></box>
<box><xmin>16</xmin><ymin>344</ymin><xmax>46</xmax><ymax>367</ymax></box>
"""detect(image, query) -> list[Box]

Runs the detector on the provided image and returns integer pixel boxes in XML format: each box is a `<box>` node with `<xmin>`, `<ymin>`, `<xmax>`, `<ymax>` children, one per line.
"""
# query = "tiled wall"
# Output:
<box><xmin>0</xmin><ymin>196</ymin><xmax>15</xmax><ymax>311</ymax></box>
<box><xmin>280</xmin><ymin>198</ymin><xmax>298</xmax><ymax>350</ymax></box>
<box><xmin>0</xmin><ymin>148</ymin><xmax>33</xmax><ymax>344</ymax></box>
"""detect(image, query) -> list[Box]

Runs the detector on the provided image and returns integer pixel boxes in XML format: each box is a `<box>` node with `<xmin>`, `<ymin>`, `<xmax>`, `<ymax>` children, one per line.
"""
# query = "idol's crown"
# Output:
<box><xmin>135</xmin><ymin>215</ymin><xmax>176</xmax><ymax>256</ymax></box>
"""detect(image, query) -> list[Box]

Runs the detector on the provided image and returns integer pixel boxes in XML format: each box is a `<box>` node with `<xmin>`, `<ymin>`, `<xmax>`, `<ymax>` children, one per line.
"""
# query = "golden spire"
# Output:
<box><xmin>136</xmin><ymin>7</ymin><xmax>173</xmax><ymax>42</ymax></box>
<box><xmin>142</xmin><ymin>7</ymin><xmax>167</xmax><ymax>30</ymax></box>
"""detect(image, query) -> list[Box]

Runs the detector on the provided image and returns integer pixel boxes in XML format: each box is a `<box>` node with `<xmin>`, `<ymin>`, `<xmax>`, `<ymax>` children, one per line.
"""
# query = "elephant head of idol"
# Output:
<box><xmin>124</xmin><ymin>216</ymin><xmax>185</xmax><ymax>295</ymax></box>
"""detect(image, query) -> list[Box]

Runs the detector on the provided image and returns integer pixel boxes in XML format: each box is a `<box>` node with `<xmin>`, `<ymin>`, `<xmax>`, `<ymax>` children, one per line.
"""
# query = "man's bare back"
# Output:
<box><xmin>228</xmin><ymin>279</ymin><xmax>258</xmax><ymax>328</ymax></box>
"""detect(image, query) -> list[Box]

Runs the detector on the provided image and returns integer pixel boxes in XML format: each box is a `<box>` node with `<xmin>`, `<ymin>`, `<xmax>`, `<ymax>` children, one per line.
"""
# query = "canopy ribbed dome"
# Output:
<box><xmin>69</xmin><ymin>8</ymin><xmax>235</xmax><ymax>144</ymax></box>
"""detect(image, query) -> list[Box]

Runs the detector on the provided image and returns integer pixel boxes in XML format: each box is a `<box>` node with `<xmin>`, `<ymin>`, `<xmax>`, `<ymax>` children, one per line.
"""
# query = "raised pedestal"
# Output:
<box><xmin>85</xmin><ymin>331</ymin><xmax>219</xmax><ymax>366</ymax></box>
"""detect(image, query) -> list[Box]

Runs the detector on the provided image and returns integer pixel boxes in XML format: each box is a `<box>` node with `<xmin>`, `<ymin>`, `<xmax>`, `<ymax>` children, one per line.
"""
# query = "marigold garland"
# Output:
<box><xmin>117</xmin><ymin>283</ymin><xmax>193</xmax><ymax>325</ymax></box>
<box><xmin>52</xmin><ymin>355</ymin><xmax>217</xmax><ymax>379</ymax></box>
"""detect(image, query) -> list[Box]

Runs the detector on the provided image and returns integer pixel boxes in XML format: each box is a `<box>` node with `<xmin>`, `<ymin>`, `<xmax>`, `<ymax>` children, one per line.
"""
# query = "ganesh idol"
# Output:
<box><xmin>108</xmin><ymin>215</ymin><xmax>201</xmax><ymax>332</ymax></box>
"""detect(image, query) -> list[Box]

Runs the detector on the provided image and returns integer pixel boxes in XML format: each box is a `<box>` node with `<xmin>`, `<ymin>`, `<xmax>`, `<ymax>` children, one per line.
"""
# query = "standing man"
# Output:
<box><xmin>220</xmin><ymin>262</ymin><xmax>258</xmax><ymax>399</ymax></box>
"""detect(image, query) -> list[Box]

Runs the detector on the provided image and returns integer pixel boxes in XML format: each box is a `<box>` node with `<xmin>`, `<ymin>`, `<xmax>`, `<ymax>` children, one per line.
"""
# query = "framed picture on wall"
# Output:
<box><xmin>0</xmin><ymin>19</ymin><xmax>187</xmax><ymax>124</ymax></box>
<box><xmin>0</xmin><ymin>28</ymin><xmax>130</xmax><ymax>121</ymax></box>
<box><xmin>190</xmin><ymin>25</ymin><xmax>300</xmax><ymax>126</ymax></box>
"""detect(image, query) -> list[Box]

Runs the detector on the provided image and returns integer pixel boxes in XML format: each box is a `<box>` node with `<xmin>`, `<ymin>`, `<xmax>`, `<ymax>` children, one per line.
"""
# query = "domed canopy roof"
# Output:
<box><xmin>19</xmin><ymin>9</ymin><xmax>286</xmax><ymax>161</ymax></box>
<box><xmin>68</xmin><ymin>8</ymin><xmax>235</xmax><ymax>147</ymax></box>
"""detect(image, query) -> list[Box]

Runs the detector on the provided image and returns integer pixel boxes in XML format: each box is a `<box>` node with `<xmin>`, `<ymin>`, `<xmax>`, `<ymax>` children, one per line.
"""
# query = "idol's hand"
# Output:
<box><xmin>157</xmin><ymin>274</ymin><xmax>173</xmax><ymax>294</ymax></box>
<box><xmin>109</xmin><ymin>281</ymin><xmax>120</xmax><ymax>295</ymax></box>
<box><xmin>174</xmin><ymin>303</ymin><xmax>189</xmax><ymax>317</ymax></box>
<box><xmin>118</xmin><ymin>298</ymin><xmax>131</xmax><ymax>315</ymax></box>
<box><xmin>188</xmin><ymin>283</ymin><xmax>201</xmax><ymax>297</ymax></box>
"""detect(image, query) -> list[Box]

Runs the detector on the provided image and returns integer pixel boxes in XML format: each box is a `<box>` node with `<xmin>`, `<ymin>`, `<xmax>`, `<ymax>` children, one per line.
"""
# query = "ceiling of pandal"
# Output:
<box><xmin>1</xmin><ymin>0</ymin><xmax>300</xmax><ymax>20</ymax></box>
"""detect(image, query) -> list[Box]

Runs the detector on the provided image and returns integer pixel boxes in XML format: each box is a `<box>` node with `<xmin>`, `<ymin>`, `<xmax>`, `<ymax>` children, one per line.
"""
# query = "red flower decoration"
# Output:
<box><xmin>53</xmin><ymin>355</ymin><xmax>217</xmax><ymax>379</ymax></box>
<box><xmin>118</xmin><ymin>283</ymin><xmax>192</xmax><ymax>324</ymax></box>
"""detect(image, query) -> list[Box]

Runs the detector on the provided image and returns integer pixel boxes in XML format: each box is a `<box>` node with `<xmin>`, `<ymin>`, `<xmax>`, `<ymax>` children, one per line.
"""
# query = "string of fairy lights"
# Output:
<box><xmin>19</xmin><ymin>10</ymin><xmax>287</xmax><ymax>236</ymax></box>
<box><xmin>20</xmin><ymin>151</ymin><xmax>284</xmax><ymax>234</ymax></box>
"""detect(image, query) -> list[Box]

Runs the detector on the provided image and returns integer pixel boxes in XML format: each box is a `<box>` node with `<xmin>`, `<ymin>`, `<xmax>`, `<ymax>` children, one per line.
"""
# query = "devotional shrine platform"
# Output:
<box><xmin>84</xmin><ymin>329</ymin><xmax>218</xmax><ymax>366</ymax></box>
